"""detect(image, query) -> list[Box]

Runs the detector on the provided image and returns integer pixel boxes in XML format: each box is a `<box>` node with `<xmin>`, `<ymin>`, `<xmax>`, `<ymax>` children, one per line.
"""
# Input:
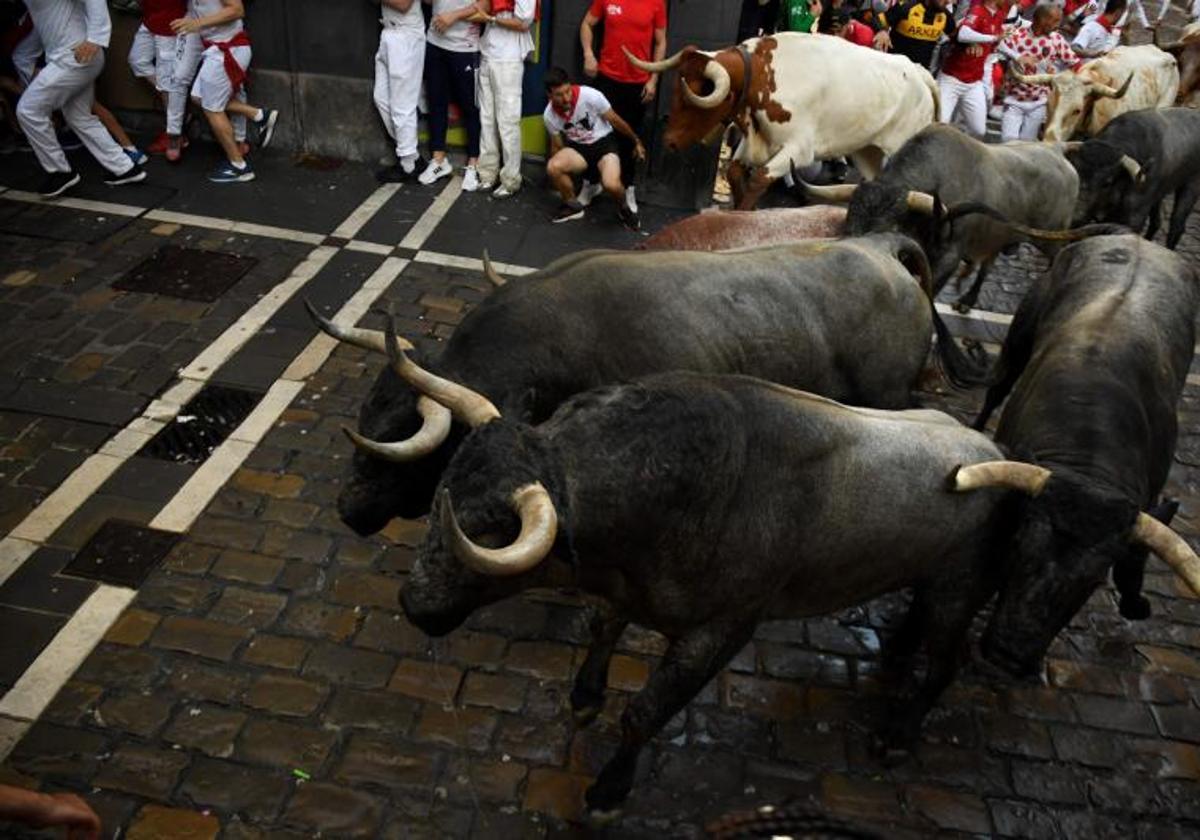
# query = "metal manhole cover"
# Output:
<box><xmin>113</xmin><ymin>245</ymin><xmax>258</xmax><ymax>302</ymax></box>
<box><xmin>141</xmin><ymin>384</ymin><xmax>262</xmax><ymax>464</ymax></box>
<box><xmin>63</xmin><ymin>520</ymin><xmax>180</xmax><ymax>588</ymax></box>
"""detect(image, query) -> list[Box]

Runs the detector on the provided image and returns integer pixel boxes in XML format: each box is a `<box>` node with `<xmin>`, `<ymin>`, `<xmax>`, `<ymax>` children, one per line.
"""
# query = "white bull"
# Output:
<box><xmin>1015</xmin><ymin>45</ymin><xmax>1179</xmax><ymax>141</ymax></box>
<box><xmin>634</xmin><ymin>32</ymin><xmax>939</xmax><ymax>209</ymax></box>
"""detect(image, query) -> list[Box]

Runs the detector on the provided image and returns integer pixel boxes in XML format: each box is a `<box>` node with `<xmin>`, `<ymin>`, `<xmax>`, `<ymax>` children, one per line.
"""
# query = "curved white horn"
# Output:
<box><xmin>341</xmin><ymin>396</ymin><xmax>452</xmax><ymax>462</ymax></box>
<box><xmin>949</xmin><ymin>461</ymin><xmax>1053</xmax><ymax>496</ymax></box>
<box><xmin>906</xmin><ymin>191</ymin><xmax>939</xmax><ymax>216</ymax></box>
<box><xmin>1119</xmin><ymin>154</ymin><xmax>1144</xmax><ymax>184</ymax></box>
<box><xmin>482</xmin><ymin>249</ymin><xmax>508</xmax><ymax>288</ymax></box>
<box><xmin>443</xmin><ymin>482</ymin><xmax>559</xmax><ymax>576</ymax></box>
<box><xmin>1132</xmin><ymin>513</ymin><xmax>1200</xmax><ymax>597</ymax></box>
<box><xmin>1091</xmin><ymin>74</ymin><xmax>1133</xmax><ymax>99</ymax></box>
<box><xmin>622</xmin><ymin>45</ymin><xmax>686</xmax><ymax>73</ymax></box>
<box><xmin>801</xmin><ymin>182</ymin><xmax>859</xmax><ymax>204</ymax></box>
<box><xmin>1010</xmin><ymin>67</ymin><xmax>1056</xmax><ymax>85</ymax></box>
<box><xmin>305</xmin><ymin>298</ymin><xmax>414</xmax><ymax>354</ymax></box>
<box><xmin>681</xmin><ymin>57</ymin><xmax>732</xmax><ymax>109</ymax></box>
<box><xmin>385</xmin><ymin>317</ymin><xmax>500</xmax><ymax>428</ymax></box>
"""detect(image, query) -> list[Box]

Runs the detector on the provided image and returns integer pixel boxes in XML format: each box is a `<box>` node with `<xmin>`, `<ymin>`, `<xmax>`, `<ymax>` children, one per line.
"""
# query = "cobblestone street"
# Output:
<box><xmin>6</xmin><ymin>103</ymin><xmax>1200</xmax><ymax>839</ymax></box>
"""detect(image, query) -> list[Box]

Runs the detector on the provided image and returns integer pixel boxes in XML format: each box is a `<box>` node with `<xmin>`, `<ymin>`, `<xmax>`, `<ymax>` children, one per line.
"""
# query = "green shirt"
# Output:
<box><xmin>779</xmin><ymin>0</ymin><xmax>820</xmax><ymax>33</ymax></box>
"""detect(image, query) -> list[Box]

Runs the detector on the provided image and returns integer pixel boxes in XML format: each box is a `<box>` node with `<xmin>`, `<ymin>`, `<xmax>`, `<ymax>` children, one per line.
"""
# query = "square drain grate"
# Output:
<box><xmin>113</xmin><ymin>245</ymin><xmax>258</xmax><ymax>302</ymax></box>
<box><xmin>141</xmin><ymin>384</ymin><xmax>262</xmax><ymax>464</ymax></box>
<box><xmin>63</xmin><ymin>520</ymin><xmax>179</xmax><ymax>588</ymax></box>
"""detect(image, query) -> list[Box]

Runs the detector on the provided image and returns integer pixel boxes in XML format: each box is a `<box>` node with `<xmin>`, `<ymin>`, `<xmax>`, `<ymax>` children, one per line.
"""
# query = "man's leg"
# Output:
<box><xmin>419</xmin><ymin>42</ymin><xmax>454</xmax><ymax>184</ymax></box>
<box><xmin>16</xmin><ymin>60</ymin><xmax>75</xmax><ymax>174</ymax></box>
<box><xmin>393</xmin><ymin>35</ymin><xmax>425</xmax><ymax>170</ymax></box>
<box><xmin>476</xmin><ymin>58</ymin><xmax>501</xmax><ymax>187</ymax></box>
<box><xmin>373</xmin><ymin>33</ymin><xmax>397</xmax><ymax>145</ymax></box>
<box><xmin>495</xmin><ymin>60</ymin><xmax>525</xmax><ymax>193</ymax></box>
<box><xmin>166</xmin><ymin>34</ymin><xmax>202</xmax><ymax>157</ymax></box>
<box><xmin>597</xmin><ymin>153</ymin><xmax>624</xmax><ymax>203</ymax></box>
<box><xmin>57</xmin><ymin>65</ymin><xmax>138</xmax><ymax>178</ymax></box>
<box><xmin>546</xmin><ymin>148</ymin><xmax>586</xmax><ymax>202</ymax></box>
<box><xmin>128</xmin><ymin>24</ymin><xmax>158</xmax><ymax>88</ymax></box>
<box><xmin>1000</xmin><ymin>100</ymin><xmax>1022</xmax><ymax>142</ymax></box>
<box><xmin>958</xmin><ymin>82</ymin><xmax>988</xmax><ymax>139</ymax></box>
<box><xmin>192</xmin><ymin>48</ymin><xmax>252</xmax><ymax>177</ymax></box>
<box><xmin>446</xmin><ymin>48</ymin><xmax>480</xmax><ymax>167</ymax></box>
<box><xmin>936</xmin><ymin>74</ymin><xmax>963</xmax><ymax>125</ymax></box>
<box><xmin>1020</xmin><ymin>101</ymin><xmax>1047</xmax><ymax>141</ymax></box>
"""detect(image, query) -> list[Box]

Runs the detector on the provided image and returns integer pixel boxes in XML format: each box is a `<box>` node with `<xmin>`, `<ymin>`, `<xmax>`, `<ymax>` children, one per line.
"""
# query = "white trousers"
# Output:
<box><xmin>17</xmin><ymin>53</ymin><xmax>132</xmax><ymax>176</ymax></box>
<box><xmin>129</xmin><ymin>25</ymin><xmax>203</xmax><ymax>134</ymax></box>
<box><xmin>937</xmin><ymin>73</ymin><xmax>988</xmax><ymax>139</ymax></box>
<box><xmin>1000</xmin><ymin>98</ymin><xmax>1047</xmax><ymax>142</ymax></box>
<box><xmin>373</xmin><ymin>27</ymin><xmax>425</xmax><ymax>162</ymax></box>
<box><xmin>477</xmin><ymin>58</ymin><xmax>524</xmax><ymax>190</ymax></box>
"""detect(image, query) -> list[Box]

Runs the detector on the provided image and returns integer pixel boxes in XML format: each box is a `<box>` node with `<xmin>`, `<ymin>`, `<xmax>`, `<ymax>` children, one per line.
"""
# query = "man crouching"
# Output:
<box><xmin>542</xmin><ymin>66</ymin><xmax>645</xmax><ymax>229</ymax></box>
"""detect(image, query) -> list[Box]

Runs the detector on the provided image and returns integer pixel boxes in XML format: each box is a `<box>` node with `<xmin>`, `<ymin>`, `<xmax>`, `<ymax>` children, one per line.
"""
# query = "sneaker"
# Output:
<box><xmin>492</xmin><ymin>184</ymin><xmax>517</xmax><ymax>199</ymax></box>
<box><xmin>208</xmin><ymin>160</ymin><xmax>255</xmax><ymax>183</ymax></box>
<box><xmin>123</xmin><ymin>147</ymin><xmax>148</xmax><ymax>167</ymax></box>
<box><xmin>165</xmin><ymin>134</ymin><xmax>186</xmax><ymax>163</ymax></box>
<box><xmin>254</xmin><ymin>108</ymin><xmax>280</xmax><ymax>149</ymax></box>
<box><xmin>552</xmin><ymin>200</ymin><xmax>585</xmax><ymax>223</ymax></box>
<box><xmin>578</xmin><ymin>179</ymin><xmax>603</xmax><ymax>207</ymax></box>
<box><xmin>418</xmin><ymin>157</ymin><xmax>453</xmax><ymax>186</ymax></box>
<box><xmin>461</xmin><ymin>165</ymin><xmax>481</xmax><ymax>192</ymax></box>
<box><xmin>146</xmin><ymin>131</ymin><xmax>170</xmax><ymax>154</ymax></box>
<box><xmin>625</xmin><ymin>185</ymin><xmax>638</xmax><ymax>214</ymax></box>
<box><xmin>38</xmin><ymin>170</ymin><xmax>81</xmax><ymax>198</ymax></box>
<box><xmin>105</xmin><ymin>164</ymin><xmax>147</xmax><ymax>186</ymax></box>
<box><xmin>617</xmin><ymin>202</ymin><xmax>640</xmax><ymax>231</ymax></box>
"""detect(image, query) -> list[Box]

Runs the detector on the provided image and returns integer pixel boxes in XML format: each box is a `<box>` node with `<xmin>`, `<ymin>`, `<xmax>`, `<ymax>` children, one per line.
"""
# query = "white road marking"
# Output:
<box><xmin>399</xmin><ymin>176</ymin><xmax>463</xmax><ymax>251</ymax></box>
<box><xmin>6</xmin><ymin>454</ymin><xmax>126</xmax><ymax>547</ymax></box>
<box><xmin>0</xmin><ymin>586</ymin><xmax>136</xmax><ymax>725</ymax></box>
<box><xmin>0</xmin><ymin>538</ymin><xmax>38</xmax><ymax>589</ymax></box>
<box><xmin>331</xmin><ymin>183</ymin><xmax>402</xmax><ymax>240</ymax></box>
<box><xmin>1</xmin><ymin>189</ymin><xmax>147</xmax><ymax>218</ymax></box>
<box><xmin>345</xmin><ymin>240</ymin><xmax>395</xmax><ymax>256</ymax></box>
<box><xmin>149</xmin><ymin>438</ymin><xmax>256</xmax><ymax>534</ymax></box>
<box><xmin>0</xmin><ymin>715</ymin><xmax>28</xmax><ymax>760</ymax></box>
<box><xmin>415</xmin><ymin>250</ymin><xmax>537</xmax><ymax>277</ymax></box>
<box><xmin>143</xmin><ymin>209</ymin><xmax>326</xmax><ymax>245</ymax></box>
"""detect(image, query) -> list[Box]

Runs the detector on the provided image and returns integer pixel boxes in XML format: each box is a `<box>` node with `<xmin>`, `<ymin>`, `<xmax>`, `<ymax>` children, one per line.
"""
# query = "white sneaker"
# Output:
<box><xmin>493</xmin><ymin>184</ymin><xmax>517</xmax><ymax>199</ymax></box>
<box><xmin>578</xmin><ymin>180</ymin><xmax>603</xmax><ymax>207</ymax></box>
<box><xmin>462</xmin><ymin>165</ymin><xmax>481</xmax><ymax>192</ymax></box>
<box><xmin>418</xmin><ymin>157</ymin><xmax>453</xmax><ymax>186</ymax></box>
<box><xmin>625</xmin><ymin>185</ymin><xmax>638</xmax><ymax>214</ymax></box>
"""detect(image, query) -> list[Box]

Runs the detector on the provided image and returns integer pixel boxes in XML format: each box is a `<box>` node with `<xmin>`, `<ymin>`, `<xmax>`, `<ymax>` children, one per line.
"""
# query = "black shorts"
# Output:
<box><xmin>567</xmin><ymin>135</ymin><xmax>620</xmax><ymax>181</ymax></box>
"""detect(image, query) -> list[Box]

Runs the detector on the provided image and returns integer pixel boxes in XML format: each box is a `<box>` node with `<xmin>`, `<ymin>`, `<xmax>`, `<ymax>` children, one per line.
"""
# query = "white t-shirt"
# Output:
<box><xmin>189</xmin><ymin>0</ymin><xmax>243</xmax><ymax>42</ymax></box>
<box><xmin>1072</xmin><ymin>14</ymin><xmax>1120</xmax><ymax>55</ymax></box>
<box><xmin>480</xmin><ymin>0</ymin><xmax>535</xmax><ymax>61</ymax></box>
<box><xmin>382</xmin><ymin>0</ymin><xmax>425</xmax><ymax>34</ymax></box>
<box><xmin>427</xmin><ymin>0</ymin><xmax>481</xmax><ymax>52</ymax></box>
<box><xmin>543</xmin><ymin>85</ymin><xmax>614</xmax><ymax>146</ymax></box>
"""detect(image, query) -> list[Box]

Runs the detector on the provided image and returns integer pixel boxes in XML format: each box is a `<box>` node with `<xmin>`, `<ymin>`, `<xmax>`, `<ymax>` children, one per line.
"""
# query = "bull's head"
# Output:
<box><xmin>1154</xmin><ymin>25</ymin><xmax>1200</xmax><ymax>105</ymax></box>
<box><xmin>1012</xmin><ymin>67</ymin><xmax>1132</xmax><ymax>142</ymax></box>
<box><xmin>624</xmin><ymin>45</ymin><xmax>740</xmax><ymax>151</ymax></box>
<box><xmin>949</xmin><ymin>461</ymin><xmax>1200</xmax><ymax>676</ymax></box>
<box><xmin>307</xmin><ymin>303</ymin><xmax>468</xmax><ymax>533</ymax></box>
<box><xmin>1063</xmin><ymin>139</ymin><xmax>1147</xmax><ymax>225</ymax></box>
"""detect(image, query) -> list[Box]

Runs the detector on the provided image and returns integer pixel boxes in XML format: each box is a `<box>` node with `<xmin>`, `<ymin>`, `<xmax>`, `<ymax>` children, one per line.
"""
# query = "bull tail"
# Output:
<box><xmin>931</xmin><ymin>304</ymin><xmax>993</xmax><ymax>390</ymax></box>
<box><xmin>945</xmin><ymin>202</ymin><xmax>1132</xmax><ymax>242</ymax></box>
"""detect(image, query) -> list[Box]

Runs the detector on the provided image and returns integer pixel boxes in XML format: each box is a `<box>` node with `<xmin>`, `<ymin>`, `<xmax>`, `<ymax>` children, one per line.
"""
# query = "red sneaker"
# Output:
<box><xmin>146</xmin><ymin>131</ymin><xmax>170</xmax><ymax>154</ymax></box>
<box><xmin>165</xmin><ymin>134</ymin><xmax>185</xmax><ymax>163</ymax></box>
<box><xmin>237</xmin><ymin>141</ymin><xmax>251</xmax><ymax>158</ymax></box>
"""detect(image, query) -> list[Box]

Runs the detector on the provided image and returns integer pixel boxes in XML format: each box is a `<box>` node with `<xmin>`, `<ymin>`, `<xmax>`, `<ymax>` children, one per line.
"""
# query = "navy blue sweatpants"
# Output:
<box><xmin>424</xmin><ymin>42</ymin><xmax>481</xmax><ymax>158</ymax></box>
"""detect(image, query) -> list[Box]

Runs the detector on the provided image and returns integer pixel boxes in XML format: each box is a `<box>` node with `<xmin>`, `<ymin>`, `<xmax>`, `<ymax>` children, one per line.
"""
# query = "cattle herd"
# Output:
<box><xmin>304</xmin><ymin>31</ymin><xmax>1200</xmax><ymax>823</ymax></box>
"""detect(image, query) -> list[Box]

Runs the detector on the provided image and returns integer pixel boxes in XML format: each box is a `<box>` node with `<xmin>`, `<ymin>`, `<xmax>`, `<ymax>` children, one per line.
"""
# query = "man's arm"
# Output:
<box><xmin>483</xmin><ymin>0</ymin><xmax>534</xmax><ymax>33</ymax></box>
<box><xmin>172</xmin><ymin>0</ymin><xmax>244</xmax><ymax>34</ymax></box>
<box><xmin>581</xmin><ymin>10</ymin><xmax>601</xmax><ymax>77</ymax></box>
<box><xmin>79</xmin><ymin>0</ymin><xmax>111</xmax><ymax>48</ymax></box>
<box><xmin>603</xmin><ymin>109</ymin><xmax>646</xmax><ymax>159</ymax></box>
<box><xmin>433</xmin><ymin>2</ymin><xmax>484</xmax><ymax>33</ymax></box>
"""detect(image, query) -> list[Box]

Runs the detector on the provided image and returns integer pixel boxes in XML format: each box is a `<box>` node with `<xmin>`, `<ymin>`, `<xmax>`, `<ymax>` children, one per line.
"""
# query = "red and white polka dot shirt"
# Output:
<box><xmin>1001</xmin><ymin>29</ymin><xmax>1082</xmax><ymax>103</ymax></box>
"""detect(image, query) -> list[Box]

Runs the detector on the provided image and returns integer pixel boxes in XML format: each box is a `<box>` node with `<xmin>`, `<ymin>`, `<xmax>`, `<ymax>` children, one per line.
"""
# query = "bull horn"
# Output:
<box><xmin>1010</xmin><ymin>67</ymin><xmax>1056</xmax><ymax>86</ymax></box>
<box><xmin>305</xmin><ymin>298</ymin><xmax>414</xmax><ymax>354</ymax></box>
<box><xmin>384</xmin><ymin>316</ymin><xmax>500</xmax><ymax>428</ymax></box>
<box><xmin>1119</xmin><ymin>154</ymin><xmax>1145</xmax><ymax>185</ymax></box>
<box><xmin>1061</xmin><ymin>141</ymin><xmax>1084</xmax><ymax>153</ymax></box>
<box><xmin>1132</xmin><ymin>513</ymin><xmax>1200</xmax><ymax>597</ymax></box>
<box><xmin>948</xmin><ymin>461</ymin><xmax>1052</xmax><ymax>496</ymax></box>
<box><xmin>341</xmin><ymin>396</ymin><xmax>452</xmax><ymax>462</ymax></box>
<box><xmin>1092</xmin><ymin>74</ymin><xmax>1134</xmax><ymax>99</ymax></box>
<box><xmin>681</xmin><ymin>57</ymin><xmax>732</xmax><ymax>109</ymax></box>
<box><xmin>622</xmin><ymin>45</ymin><xmax>686</xmax><ymax>73</ymax></box>
<box><xmin>442</xmin><ymin>482</ymin><xmax>559</xmax><ymax>576</ymax></box>
<box><xmin>906</xmin><ymin>191</ymin><xmax>939</xmax><ymax>216</ymax></box>
<box><xmin>482</xmin><ymin>249</ymin><xmax>507</xmax><ymax>288</ymax></box>
<box><xmin>796</xmin><ymin>179</ymin><xmax>859</xmax><ymax>204</ymax></box>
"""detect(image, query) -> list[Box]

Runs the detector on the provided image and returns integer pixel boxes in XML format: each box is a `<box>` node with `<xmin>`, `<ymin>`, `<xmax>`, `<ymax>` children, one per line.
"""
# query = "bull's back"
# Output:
<box><xmin>639</xmin><ymin>207</ymin><xmax>848</xmax><ymax>252</ymax></box>
<box><xmin>1090</xmin><ymin>46</ymin><xmax>1180</xmax><ymax>133</ymax></box>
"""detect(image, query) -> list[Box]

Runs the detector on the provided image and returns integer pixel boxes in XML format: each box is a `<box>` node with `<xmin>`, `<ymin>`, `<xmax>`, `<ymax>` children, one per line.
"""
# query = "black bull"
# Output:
<box><xmin>315</xmin><ymin>234</ymin><xmax>983</xmax><ymax>535</ymax></box>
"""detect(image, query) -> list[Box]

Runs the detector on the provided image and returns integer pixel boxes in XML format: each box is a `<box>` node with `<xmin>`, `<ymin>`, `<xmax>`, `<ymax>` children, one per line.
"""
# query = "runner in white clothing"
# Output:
<box><xmin>173</xmin><ymin>0</ymin><xmax>278</xmax><ymax>183</ymax></box>
<box><xmin>18</xmin><ymin>0</ymin><xmax>146</xmax><ymax>198</ymax></box>
<box><xmin>127</xmin><ymin>0</ymin><xmax>201</xmax><ymax>162</ymax></box>
<box><xmin>373</xmin><ymin>0</ymin><xmax>427</xmax><ymax>183</ymax></box>
<box><xmin>476</xmin><ymin>0</ymin><xmax>536</xmax><ymax>198</ymax></box>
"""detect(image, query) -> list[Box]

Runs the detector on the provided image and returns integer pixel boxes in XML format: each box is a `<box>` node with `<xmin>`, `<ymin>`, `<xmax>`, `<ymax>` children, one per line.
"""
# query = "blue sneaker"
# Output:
<box><xmin>123</xmin><ymin>147</ymin><xmax>148</xmax><ymax>167</ymax></box>
<box><xmin>208</xmin><ymin>160</ymin><xmax>255</xmax><ymax>183</ymax></box>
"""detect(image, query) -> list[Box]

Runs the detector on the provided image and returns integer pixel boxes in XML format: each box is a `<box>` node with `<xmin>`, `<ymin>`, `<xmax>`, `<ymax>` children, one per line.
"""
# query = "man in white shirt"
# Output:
<box><xmin>1072</xmin><ymin>0</ymin><xmax>1126</xmax><ymax>56</ymax></box>
<box><xmin>18</xmin><ymin>0</ymin><xmax>147</xmax><ymax>197</ymax></box>
<box><xmin>542</xmin><ymin>66</ymin><xmax>645</xmax><ymax>228</ymax></box>
<box><xmin>373</xmin><ymin>0</ymin><xmax>427</xmax><ymax>183</ymax></box>
<box><xmin>475</xmin><ymin>0</ymin><xmax>535</xmax><ymax>198</ymax></box>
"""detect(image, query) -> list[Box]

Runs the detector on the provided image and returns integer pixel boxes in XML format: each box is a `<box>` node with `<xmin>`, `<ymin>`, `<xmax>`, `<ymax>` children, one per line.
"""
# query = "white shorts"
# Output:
<box><xmin>190</xmin><ymin>43</ymin><xmax>251</xmax><ymax>112</ymax></box>
<box><xmin>128</xmin><ymin>24</ymin><xmax>176</xmax><ymax>92</ymax></box>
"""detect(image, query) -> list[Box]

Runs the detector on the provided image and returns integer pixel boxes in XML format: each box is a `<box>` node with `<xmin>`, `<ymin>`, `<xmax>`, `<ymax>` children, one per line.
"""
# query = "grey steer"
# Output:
<box><xmin>799</xmin><ymin>123</ymin><xmax>1079</xmax><ymax>312</ymax></box>
<box><xmin>313</xmin><ymin>234</ymin><xmax>980</xmax><ymax>536</ymax></box>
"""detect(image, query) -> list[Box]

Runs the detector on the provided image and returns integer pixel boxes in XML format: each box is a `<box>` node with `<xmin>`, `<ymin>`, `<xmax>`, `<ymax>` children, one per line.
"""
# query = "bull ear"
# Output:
<box><xmin>1150</xmin><ymin>497</ymin><xmax>1181</xmax><ymax>527</ymax></box>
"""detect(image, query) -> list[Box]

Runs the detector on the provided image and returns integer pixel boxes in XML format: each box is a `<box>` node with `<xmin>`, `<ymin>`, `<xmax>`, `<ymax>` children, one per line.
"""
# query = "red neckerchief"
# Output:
<box><xmin>1097</xmin><ymin>13</ymin><xmax>1119</xmax><ymax>31</ymax></box>
<box><xmin>552</xmin><ymin>85</ymin><xmax>581</xmax><ymax>120</ymax></box>
<box><xmin>202</xmin><ymin>30</ymin><xmax>252</xmax><ymax>95</ymax></box>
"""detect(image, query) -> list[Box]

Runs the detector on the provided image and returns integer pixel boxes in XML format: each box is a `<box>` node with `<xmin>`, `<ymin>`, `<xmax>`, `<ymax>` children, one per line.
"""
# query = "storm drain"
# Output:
<box><xmin>63</xmin><ymin>520</ymin><xmax>180</xmax><ymax>588</ymax></box>
<box><xmin>113</xmin><ymin>245</ymin><xmax>258</xmax><ymax>302</ymax></box>
<box><xmin>141</xmin><ymin>384</ymin><xmax>262</xmax><ymax>464</ymax></box>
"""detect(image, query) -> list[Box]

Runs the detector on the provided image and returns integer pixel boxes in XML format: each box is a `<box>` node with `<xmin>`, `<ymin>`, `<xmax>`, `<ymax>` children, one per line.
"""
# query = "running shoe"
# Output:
<box><xmin>146</xmin><ymin>131</ymin><xmax>170</xmax><ymax>154</ymax></box>
<box><xmin>625</xmin><ymin>184</ymin><xmax>638</xmax><ymax>214</ymax></box>
<box><xmin>578</xmin><ymin>179</ymin><xmax>603</xmax><ymax>207</ymax></box>
<box><xmin>418</xmin><ymin>157</ymin><xmax>453</xmax><ymax>186</ymax></box>
<box><xmin>123</xmin><ymin>147</ymin><xmax>148</xmax><ymax>167</ymax></box>
<box><xmin>462</xmin><ymin>165</ymin><xmax>481</xmax><ymax>192</ymax></box>
<box><xmin>617</xmin><ymin>202</ymin><xmax>640</xmax><ymax>231</ymax></box>
<box><xmin>492</xmin><ymin>184</ymin><xmax>517</xmax><ymax>199</ymax></box>
<box><xmin>38</xmin><ymin>171</ymin><xmax>81</xmax><ymax>198</ymax></box>
<box><xmin>254</xmin><ymin>108</ymin><xmax>279</xmax><ymax>149</ymax></box>
<box><xmin>208</xmin><ymin>160</ymin><xmax>255</xmax><ymax>183</ymax></box>
<box><xmin>106</xmin><ymin>164</ymin><xmax>147</xmax><ymax>186</ymax></box>
<box><xmin>552</xmin><ymin>200</ymin><xmax>585</xmax><ymax>223</ymax></box>
<box><xmin>165</xmin><ymin>134</ymin><xmax>187</xmax><ymax>163</ymax></box>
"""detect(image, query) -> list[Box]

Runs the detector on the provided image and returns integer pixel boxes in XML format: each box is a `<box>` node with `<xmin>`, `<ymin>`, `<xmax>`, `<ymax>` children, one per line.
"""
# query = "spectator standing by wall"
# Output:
<box><xmin>173</xmin><ymin>0</ymin><xmax>279</xmax><ymax>183</ymax></box>
<box><xmin>937</xmin><ymin>0</ymin><xmax>1012</xmax><ymax>138</ymax></box>
<box><xmin>475</xmin><ymin>0</ymin><xmax>535</xmax><ymax>198</ymax></box>
<box><xmin>579</xmin><ymin>0</ymin><xmax>665</xmax><ymax>215</ymax></box>
<box><xmin>418</xmin><ymin>0</ymin><xmax>483</xmax><ymax>190</ymax></box>
<box><xmin>128</xmin><ymin>0</ymin><xmax>201</xmax><ymax>162</ymax></box>
<box><xmin>374</xmin><ymin>0</ymin><xmax>427</xmax><ymax>183</ymax></box>
<box><xmin>18</xmin><ymin>0</ymin><xmax>147</xmax><ymax>197</ymax></box>
<box><xmin>998</xmin><ymin>1</ymin><xmax>1079</xmax><ymax>140</ymax></box>
<box><xmin>872</xmin><ymin>0</ymin><xmax>955</xmax><ymax>70</ymax></box>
